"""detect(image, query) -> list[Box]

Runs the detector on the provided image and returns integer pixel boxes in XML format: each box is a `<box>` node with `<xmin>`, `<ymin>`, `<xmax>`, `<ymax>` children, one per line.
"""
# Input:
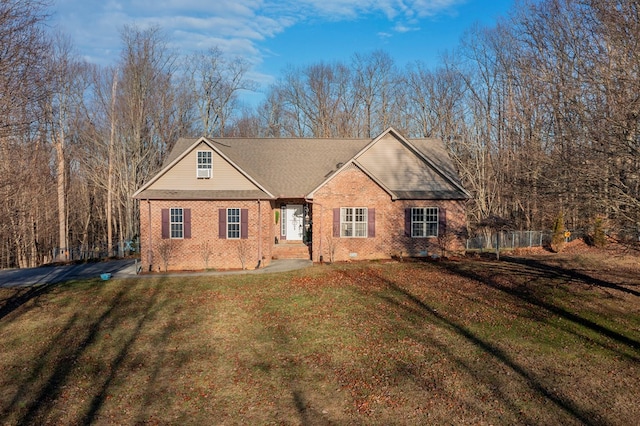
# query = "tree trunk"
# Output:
<box><xmin>56</xmin><ymin>113</ymin><xmax>68</xmax><ymax>262</ymax></box>
<box><xmin>107</xmin><ymin>70</ymin><xmax>117</xmax><ymax>257</ymax></box>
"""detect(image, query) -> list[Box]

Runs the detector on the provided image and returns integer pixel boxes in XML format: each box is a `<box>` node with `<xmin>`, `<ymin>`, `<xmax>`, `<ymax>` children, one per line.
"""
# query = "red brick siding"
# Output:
<box><xmin>139</xmin><ymin>200</ymin><xmax>274</xmax><ymax>272</ymax></box>
<box><xmin>311</xmin><ymin>165</ymin><xmax>466</xmax><ymax>262</ymax></box>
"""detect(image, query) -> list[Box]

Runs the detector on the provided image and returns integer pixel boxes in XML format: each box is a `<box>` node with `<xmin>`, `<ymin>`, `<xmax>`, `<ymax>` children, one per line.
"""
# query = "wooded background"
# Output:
<box><xmin>1</xmin><ymin>0</ymin><xmax>638</xmax><ymax>268</ymax></box>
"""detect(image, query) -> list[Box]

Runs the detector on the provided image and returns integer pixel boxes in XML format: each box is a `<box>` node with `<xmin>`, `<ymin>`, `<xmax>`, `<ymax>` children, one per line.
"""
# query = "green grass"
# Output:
<box><xmin>0</xmin><ymin>254</ymin><xmax>638</xmax><ymax>425</ymax></box>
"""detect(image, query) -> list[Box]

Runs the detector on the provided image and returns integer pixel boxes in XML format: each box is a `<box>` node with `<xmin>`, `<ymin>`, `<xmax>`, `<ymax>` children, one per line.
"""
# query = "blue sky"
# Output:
<box><xmin>50</xmin><ymin>0</ymin><xmax>514</xmax><ymax>102</ymax></box>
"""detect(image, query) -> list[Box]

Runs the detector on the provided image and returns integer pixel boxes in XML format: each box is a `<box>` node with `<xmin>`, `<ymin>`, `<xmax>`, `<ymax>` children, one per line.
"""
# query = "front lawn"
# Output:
<box><xmin>1</xmin><ymin>253</ymin><xmax>638</xmax><ymax>425</ymax></box>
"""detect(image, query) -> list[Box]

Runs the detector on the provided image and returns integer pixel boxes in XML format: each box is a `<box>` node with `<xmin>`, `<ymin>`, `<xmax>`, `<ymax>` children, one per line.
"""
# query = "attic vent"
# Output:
<box><xmin>324</xmin><ymin>162</ymin><xmax>356</xmax><ymax>178</ymax></box>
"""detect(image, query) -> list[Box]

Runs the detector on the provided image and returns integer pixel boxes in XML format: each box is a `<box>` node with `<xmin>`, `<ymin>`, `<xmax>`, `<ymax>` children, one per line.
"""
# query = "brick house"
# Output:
<box><xmin>132</xmin><ymin>128</ymin><xmax>470</xmax><ymax>271</ymax></box>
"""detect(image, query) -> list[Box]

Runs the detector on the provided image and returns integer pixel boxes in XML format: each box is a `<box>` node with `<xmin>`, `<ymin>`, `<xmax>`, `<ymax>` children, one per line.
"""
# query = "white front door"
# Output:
<box><xmin>285</xmin><ymin>204</ymin><xmax>304</xmax><ymax>241</ymax></box>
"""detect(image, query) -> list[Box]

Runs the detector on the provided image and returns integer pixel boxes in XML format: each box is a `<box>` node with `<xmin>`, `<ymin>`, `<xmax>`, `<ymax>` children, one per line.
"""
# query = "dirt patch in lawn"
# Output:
<box><xmin>0</xmin><ymin>251</ymin><xmax>638</xmax><ymax>425</ymax></box>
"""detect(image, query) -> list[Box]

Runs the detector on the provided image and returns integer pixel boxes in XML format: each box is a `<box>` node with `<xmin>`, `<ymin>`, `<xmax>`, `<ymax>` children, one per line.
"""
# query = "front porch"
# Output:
<box><xmin>271</xmin><ymin>242</ymin><xmax>311</xmax><ymax>260</ymax></box>
<box><xmin>272</xmin><ymin>200</ymin><xmax>312</xmax><ymax>260</ymax></box>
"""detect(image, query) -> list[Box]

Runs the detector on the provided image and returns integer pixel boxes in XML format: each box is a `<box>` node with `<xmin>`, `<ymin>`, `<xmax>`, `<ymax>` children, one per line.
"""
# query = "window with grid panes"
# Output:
<box><xmin>341</xmin><ymin>207</ymin><xmax>367</xmax><ymax>237</ymax></box>
<box><xmin>411</xmin><ymin>207</ymin><xmax>438</xmax><ymax>237</ymax></box>
<box><xmin>197</xmin><ymin>151</ymin><xmax>212</xmax><ymax>178</ymax></box>
<box><xmin>227</xmin><ymin>208</ymin><xmax>240</xmax><ymax>239</ymax></box>
<box><xmin>170</xmin><ymin>208</ymin><xmax>183</xmax><ymax>238</ymax></box>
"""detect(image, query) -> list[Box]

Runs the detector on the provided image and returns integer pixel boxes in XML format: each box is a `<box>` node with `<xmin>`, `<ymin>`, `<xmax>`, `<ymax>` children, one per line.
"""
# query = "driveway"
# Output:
<box><xmin>0</xmin><ymin>259</ymin><xmax>139</xmax><ymax>288</ymax></box>
<box><xmin>0</xmin><ymin>259</ymin><xmax>313</xmax><ymax>288</ymax></box>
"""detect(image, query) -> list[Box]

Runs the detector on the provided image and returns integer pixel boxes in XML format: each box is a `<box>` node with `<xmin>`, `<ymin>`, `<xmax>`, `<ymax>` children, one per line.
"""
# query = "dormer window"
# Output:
<box><xmin>197</xmin><ymin>151</ymin><xmax>212</xmax><ymax>178</ymax></box>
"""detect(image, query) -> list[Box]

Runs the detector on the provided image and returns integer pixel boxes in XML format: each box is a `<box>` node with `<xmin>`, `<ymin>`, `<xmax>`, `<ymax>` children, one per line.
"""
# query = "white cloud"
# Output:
<box><xmin>51</xmin><ymin>0</ymin><xmax>465</xmax><ymax>67</ymax></box>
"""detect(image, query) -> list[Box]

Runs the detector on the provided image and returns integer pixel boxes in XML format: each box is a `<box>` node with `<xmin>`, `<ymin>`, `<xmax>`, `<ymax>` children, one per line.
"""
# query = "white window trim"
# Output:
<box><xmin>411</xmin><ymin>207</ymin><xmax>438</xmax><ymax>238</ymax></box>
<box><xmin>196</xmin><ymin>150</ymin><xmax>212</xmax><ymax>179</ymax></box>
<box><xmin>227</xmin><ymin>208</ymin><xmax>240</xmax><ymax>240</ymax></box>
<box><xmin>170</xmin><ymin>207</ymin><xmax>184</xmax><ymax>239</ymax></box>
<box><xmin>341</xmin><ymin>207</ymin><xmax>368</xmax><ymax>238</ymax></box>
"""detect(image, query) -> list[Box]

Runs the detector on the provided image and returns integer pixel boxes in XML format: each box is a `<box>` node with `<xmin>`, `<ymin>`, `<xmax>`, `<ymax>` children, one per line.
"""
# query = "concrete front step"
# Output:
<box><xmin>272</xmin><ymin>243</ymin><xmax>310</xmax><ymax>260</ymax></box>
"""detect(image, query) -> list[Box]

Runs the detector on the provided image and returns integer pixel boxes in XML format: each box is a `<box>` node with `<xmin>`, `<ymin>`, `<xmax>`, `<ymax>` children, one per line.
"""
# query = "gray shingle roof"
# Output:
<box><xmin>142</xmin><ymin>130</ymin><xmax>469</xmax><ymax>200</ymax></box>
<box><xmin>210</xmin><ymin>138</ymin><xmax>369</xmax><ymax>197</ymax></box>
<box><xmin>410</xmin><ymin>138</ymin><xmax>464</xmax><ymax>187</ymax></box>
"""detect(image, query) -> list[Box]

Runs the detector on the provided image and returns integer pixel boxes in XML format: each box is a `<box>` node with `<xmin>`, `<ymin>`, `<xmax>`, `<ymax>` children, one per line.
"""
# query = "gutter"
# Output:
<box><xmin>257</xmin><ymin>199</ymin><xmax>262</xmax><ymax>269</ymax></box>
<box><xmin>304</xmin><ymin>198</ymin><xmax>322</xmax><ymax>263</ymax></box>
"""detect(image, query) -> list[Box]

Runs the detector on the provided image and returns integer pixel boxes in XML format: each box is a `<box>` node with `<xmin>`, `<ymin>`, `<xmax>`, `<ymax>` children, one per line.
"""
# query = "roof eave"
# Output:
<box><xmin>132</xmin><ymin>136</ymin><xmax>210</xmax><ymax>199</ymax></box>
<box><xmin>305</xmin><ymin>160</ymin><xmax>398</xmax><ymax>200</ymax></box>
<box><xmin>132</xmin><ymin>136</ymin><xmax>277</xmax><ymax>200</ymax></box>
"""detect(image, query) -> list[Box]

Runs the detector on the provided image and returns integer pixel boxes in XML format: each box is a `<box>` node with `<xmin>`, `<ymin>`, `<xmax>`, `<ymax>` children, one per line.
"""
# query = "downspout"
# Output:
<box><xmin>147</xmin><ymin>199</ymin><xmax>152</xmax><ymax>272</ymax></box>
<box><xmin>304</xmin><ymin>198</ymin><xmax>322</xmax><ymax>262</ymax></box>
<box><xmin>256</xmin><ymin>199</ymin><xmax>262</xmax><ymax>269</ymax></box>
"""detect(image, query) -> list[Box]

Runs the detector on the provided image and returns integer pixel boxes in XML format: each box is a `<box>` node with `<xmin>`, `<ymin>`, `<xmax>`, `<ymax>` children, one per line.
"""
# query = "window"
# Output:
<box><xmin>227</xmin><ymin>208</ymin><xmax>240</xmax><ymax>239</ymax></box>
<box><xmin>162</xmin><ymin>208</ymin><xmax>190</xmax><ymax>239</ymax></box>
<box><xmin>197</xmin><ymin>151</ymin><xmax>212</xmax><ymax>178</ymax></box>
<box><xmin>170</xmin><ymin>208</ymin><xmax>184</xmax><ymax>239</ymax></box>
<box><xmin>218</xmin><ymin>208</ymin><xmax>248</xmax><ymax>239</ymax></box>
<box><xmin>341</xmin><ymin>207</ymin><xmax>367</xmax><ymax>237</ymax></box>
<box><xmin>411</xmin><ymin>207</ymin><xmax>438</xmax><ymax>237</ymax></box>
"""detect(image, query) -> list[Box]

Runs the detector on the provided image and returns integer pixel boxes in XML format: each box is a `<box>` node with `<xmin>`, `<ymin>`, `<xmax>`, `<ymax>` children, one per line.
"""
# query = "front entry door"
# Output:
<box><xmin>285</xmin><ymin>205</ymin><xmax>304</xmax><ymax>241</ymax></box>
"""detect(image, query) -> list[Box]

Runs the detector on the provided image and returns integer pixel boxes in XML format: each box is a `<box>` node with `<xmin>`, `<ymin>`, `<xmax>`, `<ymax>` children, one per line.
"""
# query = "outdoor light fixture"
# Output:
<box><xmin>304</xmin><ymin>205</ymin><xmax>311</xmax><ymax>232</ymax></box>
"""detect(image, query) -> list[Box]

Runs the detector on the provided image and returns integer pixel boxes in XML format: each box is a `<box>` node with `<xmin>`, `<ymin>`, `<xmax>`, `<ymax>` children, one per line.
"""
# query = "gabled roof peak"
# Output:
<box><xmin>134</xmin><ymin>129</ymin><xmax>469</xmax><ymax>201</ymax></box>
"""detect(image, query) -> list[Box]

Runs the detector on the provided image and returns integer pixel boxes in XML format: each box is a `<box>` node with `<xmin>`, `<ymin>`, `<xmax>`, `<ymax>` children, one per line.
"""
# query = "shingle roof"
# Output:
<box><xmin>409</xmin><ymin>138</ymin><xmax>465</xmax><ymax>188</ymax></box>
<box><xmin>140</xmin><ymin>129</ymin><xmax>469</xmax><ymax>200</ymax></box>
<box><xmin>210</xmin><ymin>137</ymin><xmax>369</xmax><ymax>198</ymax></box>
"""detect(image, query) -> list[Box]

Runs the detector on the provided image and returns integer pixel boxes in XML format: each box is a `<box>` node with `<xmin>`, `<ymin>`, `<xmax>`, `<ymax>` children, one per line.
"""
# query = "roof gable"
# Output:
<box><xmin>151</xmin><ymin>141</ymin><xmax>259</xmax><ymax>191</ymax></box>
<box><xmin>134</xmin><ymin>128</ymin><xmax>469</xmax><ymax>201</ymax></box>
<box><xmin>133</xmin><ymin>138</ymin><xmax>273</xmax><ymax>199</ymax></box>
<box><xmin>308</xmin><ymin>128</ymin><xmax>470</xmax><ymax>200</ymax></box>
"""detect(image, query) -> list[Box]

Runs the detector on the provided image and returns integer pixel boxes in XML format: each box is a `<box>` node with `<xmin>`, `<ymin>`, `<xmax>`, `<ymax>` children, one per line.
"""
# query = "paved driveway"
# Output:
<box><xmin>0</xmin><ymin>259</ymin><xmax>313</xmax><ymax>288</ymax></box>
<box><xmin>0</xmin><ymin>259</ymin><xmax>138</xmax><ymax>288</ymax></box>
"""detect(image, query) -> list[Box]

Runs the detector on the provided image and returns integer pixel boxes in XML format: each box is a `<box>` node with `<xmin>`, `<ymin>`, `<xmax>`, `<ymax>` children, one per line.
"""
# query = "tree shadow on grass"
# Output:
<box><xmin>372</xmin><ymin>271</ymin><xmax>604</xmax><ymax>425</ymax></box>
<box><xmin>1</xmin><ymin>276</ymin><xmax>184</xmax><ymax>425</ymax></box>
<box><xmin>0</xmin><ymin>283</ymin><xmax>56</xmax><ymax>321</ymax></box>
<box><xmin>261</xmin><ymin>312</ymin><xmax>335</xmax><ymax>425</ymax></box>
<box><xmin>442</xmin><ymin>257</ymin><xmax>640</xmax><ymax>356</ymax></box>
<box><xmin>4</xmin><ymin>282</ymin><xmax>134</xmax><ymax>425</ymax></box>
<box><xmin>78</xmin><ymin>282</ymin><xmax>165</xmax><ymax>425</ymax></box>
<box><xmin>370</xmin><ymin>289</ymin><xmax>534</xmax><ymax>423</ymax></box>
<box><xmin>503</xmin><ymin>255</ymin><xmax>640</xmax><ymax>298</ymax></box>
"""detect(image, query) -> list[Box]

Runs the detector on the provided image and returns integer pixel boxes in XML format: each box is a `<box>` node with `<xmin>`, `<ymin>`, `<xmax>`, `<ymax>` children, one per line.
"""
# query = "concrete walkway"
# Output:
<box><xmin>0</xmin><ymin>259</ymin><xmax>313</xmax><ymax>288</ymax></box>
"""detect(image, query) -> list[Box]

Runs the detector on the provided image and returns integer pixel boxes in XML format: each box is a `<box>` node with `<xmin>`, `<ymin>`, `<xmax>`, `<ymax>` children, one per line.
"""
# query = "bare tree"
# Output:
<box><xmin>352</xmin><ymin>50</ymin><xmax>398</xmax><ymax>137</ymax></box>
<box><xmin>0</xmin><ymin>0</ymin><xmax>54</xmax><ymax>268</ymax></box>
<box><xmin>405</xmin><ymin>62</ymin><xmax>465</xmax><ymax>141</ymax></box>
<box><xmin>237</xmin><ymin>240</ymin><xmax>250</xmax><ymax>270</ymax></box>
<box><xmin>44</xmin><ymin>33</ymin><xmax>89</xmax><ymax>261</ymax></box>
<box><xmin>200</xmin><ymin>240</ymin><xmax>213</xmax><ymax>269</ymax></box>
<box><xmin>157</xmin><ymin>239</ymin><xmax>174</xmax><ymax>272</ymax></box>
<box><xmin>0</xmin><ymin>0</ymin><xmax>49</xmax><ymax>139</ymax></box>
<box><xmin>113</xmin><ymin>25</ymin><xmax>185</xmax><ymax>253</ymax></box>
<box><xmin>185</xmin><ymin>47</ymin><xmax>256</xmax><ymax>137</ymax></box>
